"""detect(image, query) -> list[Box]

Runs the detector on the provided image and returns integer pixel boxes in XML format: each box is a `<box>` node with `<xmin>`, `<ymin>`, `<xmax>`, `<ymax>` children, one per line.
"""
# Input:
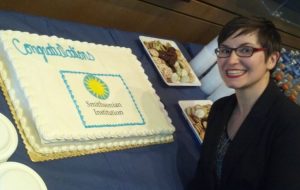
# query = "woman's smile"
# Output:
<box><xmin>225</xmin><ymin>69</ymin><xmax>247</xmax><ymax>78</ymax></box>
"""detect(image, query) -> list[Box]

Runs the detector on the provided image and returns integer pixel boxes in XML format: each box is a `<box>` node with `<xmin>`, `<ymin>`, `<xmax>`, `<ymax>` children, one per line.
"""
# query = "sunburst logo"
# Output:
<box><xmin>84</xmin><ymin>74</ymin><xmax>110</xmax><ymax>99</ymax></box>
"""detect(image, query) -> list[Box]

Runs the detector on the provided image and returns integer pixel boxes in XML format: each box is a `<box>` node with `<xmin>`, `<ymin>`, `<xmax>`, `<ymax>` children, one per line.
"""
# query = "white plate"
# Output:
<box><xmin>0</xmin><ymin>113</ymin><xmax>18</xmax><ymax>162</ymax></box>
<box><xmin>139</xmin><ymin>35</ymin><xmax>201</xmax><ymax>86</ymax></box>
<box><xmin>0</xmin><ymin>162</ymin><xmax>47</xmax><ymax>190</ymax></box>
<box><xmin>178</xmin><ymin>100</ymin><xmax>212</xmax><ymax>143</ymax></box>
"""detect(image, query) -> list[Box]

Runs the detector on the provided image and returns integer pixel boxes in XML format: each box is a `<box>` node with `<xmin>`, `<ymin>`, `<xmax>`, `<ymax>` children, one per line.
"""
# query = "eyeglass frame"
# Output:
<box><xmin>214</xmin><ymin>46</ymin><xmax>267</xmax><ymax>58</ymax></box>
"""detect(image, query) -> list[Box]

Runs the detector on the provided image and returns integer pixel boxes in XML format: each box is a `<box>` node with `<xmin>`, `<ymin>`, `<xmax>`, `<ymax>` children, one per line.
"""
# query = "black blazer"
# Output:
<box><xmin>189</xmin><ymin>81</ymin><xmax>300</xmax><ymax>190</ymax></box>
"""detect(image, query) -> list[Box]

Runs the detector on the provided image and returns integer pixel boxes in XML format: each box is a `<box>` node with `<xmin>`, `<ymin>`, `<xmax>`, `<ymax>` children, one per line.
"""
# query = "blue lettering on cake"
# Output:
<box><xmin>12</xmin><ymin>38</ymin><xmax>95</xmax><ymax>63</ymax></box>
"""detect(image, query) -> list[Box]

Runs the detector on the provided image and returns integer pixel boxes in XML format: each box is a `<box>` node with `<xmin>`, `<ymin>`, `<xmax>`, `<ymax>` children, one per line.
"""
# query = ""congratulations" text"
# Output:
<box><xmin>12</xmin><ymin>38</ymin><xmax>95</xmax><ymax>63</ymax></box>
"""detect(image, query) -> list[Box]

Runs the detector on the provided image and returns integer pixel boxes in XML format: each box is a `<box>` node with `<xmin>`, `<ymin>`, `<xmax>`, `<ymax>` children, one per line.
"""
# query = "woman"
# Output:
<box><xmin>189</xmin><ymin>16</ymin><xmax>300</xmax><ymax>190</ymax></box>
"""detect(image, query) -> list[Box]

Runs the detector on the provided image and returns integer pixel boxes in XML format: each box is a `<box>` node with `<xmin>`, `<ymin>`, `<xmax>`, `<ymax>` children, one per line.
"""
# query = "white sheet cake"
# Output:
<box><xmin>0</xmin><ymin>30</ymin><xmax>175</xmax><ymax>160</ymax></box>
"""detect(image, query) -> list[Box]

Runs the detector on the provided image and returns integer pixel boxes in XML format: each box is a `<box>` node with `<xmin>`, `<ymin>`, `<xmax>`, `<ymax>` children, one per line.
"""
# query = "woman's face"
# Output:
<box><xmin>217</xmin><ymin>30</ymin><xmax>277</xmax><ymax>91</ymax></box>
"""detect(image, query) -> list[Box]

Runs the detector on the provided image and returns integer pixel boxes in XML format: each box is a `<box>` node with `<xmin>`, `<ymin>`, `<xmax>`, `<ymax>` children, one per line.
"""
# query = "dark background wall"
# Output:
<box><xmin>0</xmin><ymin>0</ymin><xmax>299</xmax><ymax>50</ymax></box>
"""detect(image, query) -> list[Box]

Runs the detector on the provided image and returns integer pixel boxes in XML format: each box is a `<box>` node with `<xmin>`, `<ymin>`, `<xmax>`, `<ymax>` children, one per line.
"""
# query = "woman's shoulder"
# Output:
<box><xmin>211</xmin><ymin>94</ymin><xmax>235</xmax><ymax>108</ymax></box>
<box><xmin>276</xmin><ymin>97</ymin><xmax>300</xmax><ymax>121</ymax></box>
<box><xmin>269</xmin><ymin>89</ymin><xmax>300</xmax><ymax>130</ymax></box>
<box><xmin>262</xmin><ymin>81</ymin><xmax>300</xmax><ymax>122</ymax></box>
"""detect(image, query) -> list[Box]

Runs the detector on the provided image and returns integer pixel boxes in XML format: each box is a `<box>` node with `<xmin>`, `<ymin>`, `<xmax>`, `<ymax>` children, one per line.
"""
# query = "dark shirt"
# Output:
<box><xmin>215</xmin><ymin>129</ymin><xmax>231</xmax><ymax>189</ymax></box>
<box><xmin>188</xmin><ymin>80</ymin><xmax>300</xmax><ymax>190</ymax></box>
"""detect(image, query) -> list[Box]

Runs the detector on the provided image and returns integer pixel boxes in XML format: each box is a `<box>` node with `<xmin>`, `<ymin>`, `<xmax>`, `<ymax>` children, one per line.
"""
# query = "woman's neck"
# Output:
<box><xmin>226</xmin><ymin>75</ymin><xmax>270</xmax><ymax>139</ymax></box>
<box><xmin>235</xmin><ymin>75</ymin><xmax>270</xmax><ymax>117</ymax></box>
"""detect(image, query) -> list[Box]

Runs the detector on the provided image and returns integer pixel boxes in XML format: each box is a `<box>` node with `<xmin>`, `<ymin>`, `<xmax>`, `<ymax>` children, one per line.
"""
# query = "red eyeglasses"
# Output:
<box><xmin>215</xmin><ymin>46</ymin><xmax>267</xmax><ymax>58</ymax></box>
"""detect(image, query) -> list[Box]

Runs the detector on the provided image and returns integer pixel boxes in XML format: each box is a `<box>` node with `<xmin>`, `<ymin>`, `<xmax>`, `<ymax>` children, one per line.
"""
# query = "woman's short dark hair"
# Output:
<box><xmin>217</xmin><ymin>16</ymin><xmax>281</xmax><ymax>59</ymax></box>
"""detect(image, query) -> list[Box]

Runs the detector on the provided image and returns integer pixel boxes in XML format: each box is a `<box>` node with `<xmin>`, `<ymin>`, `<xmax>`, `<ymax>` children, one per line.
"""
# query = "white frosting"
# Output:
<box><xmin>0</xmin><ymin>30</ymin><xmax>175</xmax><ymax>154</ymax></box>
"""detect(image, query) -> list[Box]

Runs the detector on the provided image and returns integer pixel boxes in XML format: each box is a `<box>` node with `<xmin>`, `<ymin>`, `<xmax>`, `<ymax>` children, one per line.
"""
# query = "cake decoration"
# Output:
<box><xmin>83</xmin><ymin>74</ymin><xmax>110</xmax><ymax>100</ymax></box>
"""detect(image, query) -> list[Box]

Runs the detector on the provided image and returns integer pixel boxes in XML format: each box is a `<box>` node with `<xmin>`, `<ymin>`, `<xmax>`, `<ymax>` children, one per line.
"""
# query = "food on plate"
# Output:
<box><xmin>185</xmin><ymin>104</ymin><xmax>211</xmax><ymax>140</ymax></box>
<box><xmin>143</xmin><ymin>40</ymin><xmax>195</xmax><ymax>83</ymax></box>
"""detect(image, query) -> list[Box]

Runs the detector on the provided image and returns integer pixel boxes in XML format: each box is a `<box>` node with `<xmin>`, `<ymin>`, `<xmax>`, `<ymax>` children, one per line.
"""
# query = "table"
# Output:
<box><xmin>0</xmin><ymin>10</ymin><xmax>206</xmax><ymax>190</ymax></box>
